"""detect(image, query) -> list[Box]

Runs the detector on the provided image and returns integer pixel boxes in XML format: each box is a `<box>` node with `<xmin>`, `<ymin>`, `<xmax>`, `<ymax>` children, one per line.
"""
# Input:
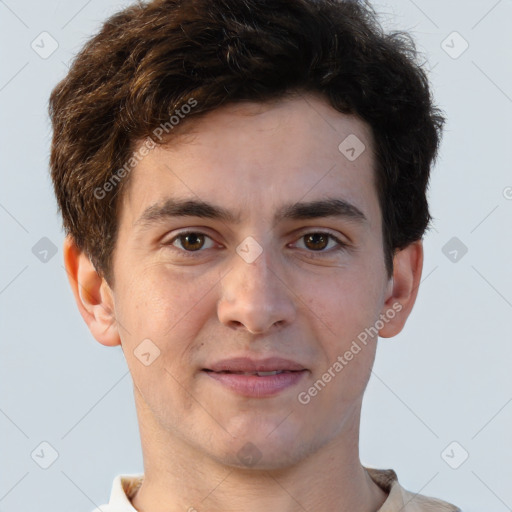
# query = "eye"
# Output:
<box><xmin>293</xmin><ymin>232</ymin><xmax>347</xmax><ymax>252</ymax></box>
<box><xmin>164</xmin><ymin>230</ymin><xmax>347</xmax><ymax>257</ymax></box>
<box><xmin>168</xmin><ymin>231</ymin><xmax>216</xmax><ymax>252</ymax></box>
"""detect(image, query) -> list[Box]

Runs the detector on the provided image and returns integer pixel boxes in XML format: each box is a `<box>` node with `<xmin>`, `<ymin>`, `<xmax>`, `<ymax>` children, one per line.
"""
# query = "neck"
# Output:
<box><xmin>131</xmin><ymin>392</ymin><xmax>388</xmax><ymax>512</ymax></box>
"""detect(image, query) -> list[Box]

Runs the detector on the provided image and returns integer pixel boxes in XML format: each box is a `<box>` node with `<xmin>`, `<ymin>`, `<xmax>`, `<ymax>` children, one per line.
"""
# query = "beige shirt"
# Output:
<box><xmin>93</xmin><ymin>467</ymin><xmax>461</xmax><ymax>511</ymax></box>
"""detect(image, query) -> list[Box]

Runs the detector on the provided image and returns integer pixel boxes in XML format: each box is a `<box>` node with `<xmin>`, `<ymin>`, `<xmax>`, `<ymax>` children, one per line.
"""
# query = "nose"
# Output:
<box><xmin>217</xmin><ymin>244</ymin><xmax>296</xmax><ymax>334</ymax></box>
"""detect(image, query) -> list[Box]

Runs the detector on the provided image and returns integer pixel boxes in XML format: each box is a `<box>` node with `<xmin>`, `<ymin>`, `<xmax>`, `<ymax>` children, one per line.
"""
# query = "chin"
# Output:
<box><xmin>219</xmin><ymin>447</ymin><xmax>309</xmax><ymax>472</ymax></box>
<box><xmin>208</xmin><ymin>428</ymin><xmax>318</xmax><ymax>471</ymax></box>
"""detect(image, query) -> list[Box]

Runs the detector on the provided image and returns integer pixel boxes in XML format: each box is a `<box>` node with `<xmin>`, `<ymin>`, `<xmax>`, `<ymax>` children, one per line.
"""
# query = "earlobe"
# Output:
<box><xmin>378</xmin><ymin>240</ymin><xmax>423</xmax><ymax>338</ymax></box>
<box><xmin>63</xmin><ymin>235</ymin><xmax>120</xmax><ymax>347</ymax></box>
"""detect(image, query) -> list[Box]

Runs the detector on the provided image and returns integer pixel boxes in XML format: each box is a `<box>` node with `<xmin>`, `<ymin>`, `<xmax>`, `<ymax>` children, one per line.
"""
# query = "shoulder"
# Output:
<box><xmin>364</xmin><ymin>466</ymin><xmax>461</xmax><ymax>512</ymax></box>
<box><xmin>91</xmin><ymin>474</ymin><xmax>144</xmax><ymax>512</ymax></box>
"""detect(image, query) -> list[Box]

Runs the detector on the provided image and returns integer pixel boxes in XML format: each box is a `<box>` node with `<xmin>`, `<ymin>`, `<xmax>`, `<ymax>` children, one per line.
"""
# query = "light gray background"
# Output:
<box><xmin>1</xmin><ymin>0</ymin><xmax>511</xmax><ymax>511</ymax></box>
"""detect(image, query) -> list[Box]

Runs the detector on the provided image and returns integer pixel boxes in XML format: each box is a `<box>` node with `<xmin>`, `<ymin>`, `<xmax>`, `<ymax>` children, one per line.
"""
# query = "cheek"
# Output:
<box><xmin>299</xmin><ymin>282</ymin><xmax>381</xmax><ymax>408</ymax></box>
<box><xmin>300</xmin><ymin>268</ymin><xmax>384</xmax><ymax>343</ymax></box>
<box><xmin>114</xmin><ymin>263</ymin><xmax>217</xmax><ymax>355</ymax></box>
<box><xmin>295</xmin><ymin>267</ymin><xmax>383</xmax><ymax>402</ymax></box>
<box><xmin>114</xmin><ymin>265</ymin><xmax>217</xmax><ymax>417</ymax></box>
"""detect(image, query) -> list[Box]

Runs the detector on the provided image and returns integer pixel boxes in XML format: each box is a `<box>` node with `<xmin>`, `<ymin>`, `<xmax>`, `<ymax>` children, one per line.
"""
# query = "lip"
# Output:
<box><xmin>204</xmin><ymin>357</ymin><xmax>306</xmax><ymax>373</ymax></box>
<box><xmin>202</xmin><ymin>357</ymin><xmax>308</xmax><ymax>398</ymax></box>
<box><xmin>204</xmin><ymin>370</ymin><xmax>307</xmax><ymax>397</ymax></box>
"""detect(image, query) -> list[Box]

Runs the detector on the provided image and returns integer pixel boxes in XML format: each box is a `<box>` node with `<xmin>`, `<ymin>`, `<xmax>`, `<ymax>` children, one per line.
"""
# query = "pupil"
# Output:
<box><xmin>184</xmin><ymin>233</ymin><xmax>203</xmax><ymax>250</ymax></box>
<box><xmin>306</xmin><ymin>233</ymin><xmax>327</xmax><ymax>250</ymax></box>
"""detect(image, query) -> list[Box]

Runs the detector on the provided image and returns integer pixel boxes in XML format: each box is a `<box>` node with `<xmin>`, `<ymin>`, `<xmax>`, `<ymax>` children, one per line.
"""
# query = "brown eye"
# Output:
<box><xmin>293</xmin><ymin>232</ymin><xmax>347</xmax><ymax>255</ymax></box>
<box><xmin>303</xmin><ymin>233</ymin><xmax>329</xmax><ymax>251</ymax></box>
<box><xmin>175</xmin><ymin>232</ymin><xmax>206</xmax><ymax>251</ymax></box>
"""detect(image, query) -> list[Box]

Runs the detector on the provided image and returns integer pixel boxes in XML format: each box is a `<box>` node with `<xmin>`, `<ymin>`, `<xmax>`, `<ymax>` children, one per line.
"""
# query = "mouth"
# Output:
<box><xmin>203</xmin><ymin>356</ymin><xmax>306</xmax><ymax>373</ymax></box>
<box><xmin>201</xmin><ymin>357</ymin><xmax>308</xmax><ymax>397</ymax></box>
<box><xmin>203</xmin><ymin>369</ymin><xmax>301</xmax><ymax>376</ymax></box>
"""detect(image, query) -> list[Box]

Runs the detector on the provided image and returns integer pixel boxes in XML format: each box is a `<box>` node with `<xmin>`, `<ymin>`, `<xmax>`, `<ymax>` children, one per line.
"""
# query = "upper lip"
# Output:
<box><xmin>203</xmin><ymin>357</ymin><xmax>306</xmax><ymax>373</ymax></box>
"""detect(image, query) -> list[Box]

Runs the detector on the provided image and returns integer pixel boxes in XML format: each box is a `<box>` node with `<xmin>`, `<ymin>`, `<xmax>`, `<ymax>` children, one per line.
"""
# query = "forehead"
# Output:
<box><xmin>120</xmin><ymin>93</ymin><xmax>379</xmax><ymax>230</ymax></box>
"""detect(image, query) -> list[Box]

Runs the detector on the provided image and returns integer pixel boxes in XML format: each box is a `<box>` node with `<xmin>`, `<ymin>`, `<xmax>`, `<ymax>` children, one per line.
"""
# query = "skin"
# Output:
<box><xmin>64</xmin><ymin>92</ymin><xmax>423</xmax><ymax>512</ymax></box>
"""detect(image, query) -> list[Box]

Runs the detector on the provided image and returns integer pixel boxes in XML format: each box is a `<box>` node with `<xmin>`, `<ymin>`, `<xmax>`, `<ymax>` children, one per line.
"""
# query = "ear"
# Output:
<box><xmin>63</xmin><ymin>235</ymin><xmax>120</xmax><ymax>347</ymax></box>
<box><xmin>378</xmin><ymin>240</ymin><xmax>423</xmax><ymax>338</ymax></box>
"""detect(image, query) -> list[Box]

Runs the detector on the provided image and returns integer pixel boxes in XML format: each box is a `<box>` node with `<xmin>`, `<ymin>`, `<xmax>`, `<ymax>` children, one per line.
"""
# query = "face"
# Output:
<box><xmin>107</xmin><ymin>93</ymin><xmax>396</xmax><ymax>469</ymax></box>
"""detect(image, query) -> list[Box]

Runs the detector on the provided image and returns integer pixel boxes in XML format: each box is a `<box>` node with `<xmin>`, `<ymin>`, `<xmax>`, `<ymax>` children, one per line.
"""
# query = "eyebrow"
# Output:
<box><xmin>134</xmin><ymin>197</ymin><xmax>367</xmax><ymax>230</ymax></box>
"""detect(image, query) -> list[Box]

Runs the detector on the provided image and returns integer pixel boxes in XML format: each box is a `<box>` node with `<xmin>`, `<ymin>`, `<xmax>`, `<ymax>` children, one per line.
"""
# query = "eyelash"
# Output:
<box><xmin>163</xmin><ymin>230</ymin><xmax>348</xmax><ymax>258</ymax></box>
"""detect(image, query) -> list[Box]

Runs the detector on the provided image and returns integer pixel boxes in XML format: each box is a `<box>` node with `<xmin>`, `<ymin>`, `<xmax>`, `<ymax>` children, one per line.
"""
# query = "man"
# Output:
<box><xmin>49</xmin><ymin>0</ymin><xmax>460</xmax><ymax>510</ymax></box>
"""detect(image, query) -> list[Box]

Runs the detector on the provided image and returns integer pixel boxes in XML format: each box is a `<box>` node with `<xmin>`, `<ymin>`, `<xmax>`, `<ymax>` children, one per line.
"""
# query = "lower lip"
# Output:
<box><xmin>203</xmin><ymin>370</ymin><xmax>307</xmax><ymax>398</ymax></box>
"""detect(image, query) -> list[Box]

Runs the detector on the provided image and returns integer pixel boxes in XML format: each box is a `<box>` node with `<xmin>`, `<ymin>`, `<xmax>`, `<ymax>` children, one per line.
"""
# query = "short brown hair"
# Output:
<box><xmin>49</xmin><ymin>0</ymin><xmax>444</xmax><ymax>285</ymax></box>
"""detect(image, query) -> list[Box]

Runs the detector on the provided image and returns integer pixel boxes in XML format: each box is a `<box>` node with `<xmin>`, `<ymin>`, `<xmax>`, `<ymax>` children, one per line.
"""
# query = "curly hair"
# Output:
<box><xmin>49</xmin><ymin>0</ymin><xmax>444</xmax><ymax>284</ymax></box>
